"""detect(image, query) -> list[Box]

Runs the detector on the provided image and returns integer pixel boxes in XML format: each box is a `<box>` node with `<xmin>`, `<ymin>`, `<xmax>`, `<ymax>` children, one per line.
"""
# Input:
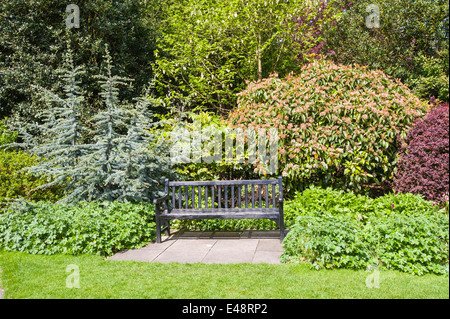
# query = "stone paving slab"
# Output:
<box><xmin>109</xmin><ymin>230</ymin><xmax>284</xmax><ymax>264</ymax></box>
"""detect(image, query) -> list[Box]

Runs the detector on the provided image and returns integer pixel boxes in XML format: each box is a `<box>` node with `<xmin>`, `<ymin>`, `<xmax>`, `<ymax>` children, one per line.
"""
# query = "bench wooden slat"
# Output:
<box><xmin>251</xmin><ymin>184</ymin><xmax>255</xmax><ymax>208</ymax></box>
<box><xmin>225</xmin><ymin>186</ymin><xmax>228</xmax><ymax>208</ymax></box>
<box><xmin>185</xmin><ymin>186</ymin><xmax>188</xmax><ymax>209</ymax></box>
<box><xmin>258</xmin><ymin>184</ymin><xmax>262</xmax><ymax>208</ymax></box>
<box><xmin>205</xmin><ymin>185</ymin><xmax>208</xmax><ymax>208</ymax></box>
<box><xmin>160</xmin><ymin>210</ymin><xmax>279</xmax><ymax>220</ymax></box>
<box><xmin>198</xmin><ymin>186</ymin><xmax>202</xmax><ymax>209</ymax></box>
<box><xmin>272</xmin><ymin>184</ymin><xmax>276</xmax><ymax>207</ymax></box>
<box><xmin>168</xmin><ymin>208</ymin><xmax>278</xmax><ymax>213</ymax></box>
<box><xmin>238</xmin><ymin>185</ymin><xmax>241</xmax><ymax>208</ymax></box>
<box><xmin>172</xmin><ymin>186</ymin><xmax>175</xmax><ymax>209</ymax></box>
<box><xmin>245</xmin><ymin>185</ymin><xmax>248</xmax><ymax>208</ymax></box>
<box><xmin>231</xmin><ymin>186</ymin><xmax>234</xmax><ymax>208</ymax></box>
<box><xmin>265</xmin><ymin>184</ymin><xmax>269</xmax><ymax>208</ymax></box>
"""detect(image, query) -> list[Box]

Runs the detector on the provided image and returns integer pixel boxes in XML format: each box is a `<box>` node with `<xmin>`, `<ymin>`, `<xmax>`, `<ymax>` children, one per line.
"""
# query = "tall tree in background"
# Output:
<box><xmin>0</xmin><ymin>0</ymin><xmax>161</xmax><ymax>120</ymax></box>
<box><xmin>153</xmin><ymin>0</ymin><xmax>335</xmax><ymax>113</ymax></box>
<box><xmin>322</xmin><ymin>0</ymin><xmax>449</xmax><ymax>101</ymax></box>
<box><xmin>65</xmin><ymin>47</ymin><xmax>175</xmax><ymax>203</ymax></box>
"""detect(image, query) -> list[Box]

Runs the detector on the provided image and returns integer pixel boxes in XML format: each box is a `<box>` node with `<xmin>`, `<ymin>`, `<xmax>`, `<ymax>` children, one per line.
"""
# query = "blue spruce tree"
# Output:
<box><xmin>9</xmin><ymin>42</ymin><xmax>88</xmax><ymax>194</ymax></box>
<box><xmin>67</xmin><ymin>46</ymin><xmax>174</xmax><ymax>203</ymax></box>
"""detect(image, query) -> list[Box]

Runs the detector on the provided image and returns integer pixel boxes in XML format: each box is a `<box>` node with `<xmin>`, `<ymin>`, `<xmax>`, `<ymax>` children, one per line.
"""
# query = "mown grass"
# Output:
<box><xmin>0</xmin><ymin>250</ymin><xmax>448</xmax><ymax>299</ymax></box>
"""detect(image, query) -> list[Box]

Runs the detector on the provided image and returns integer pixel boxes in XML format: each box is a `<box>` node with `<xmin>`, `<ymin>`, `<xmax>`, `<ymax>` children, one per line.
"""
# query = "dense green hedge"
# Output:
<box><xmin>0</xmin><ymin>201</ymin><xmax>156</xmax><ymax>256</ymax></box>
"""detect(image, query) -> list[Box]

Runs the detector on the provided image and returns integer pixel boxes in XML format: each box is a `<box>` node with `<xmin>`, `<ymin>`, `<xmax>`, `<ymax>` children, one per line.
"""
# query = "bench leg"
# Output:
<box><xmin>279</xmin><ymin>216</ymin><xmax>285</xmax><ymax>243</ymax></box>
<box><xmin>164</xmin><ymin>221</ymin><xmax>170</xmax><ymax>237</ymax></box>
<box><xmin>156</xmin><ymin>216</ymin><xmax>162</xmax><ymax>243</ymax></box>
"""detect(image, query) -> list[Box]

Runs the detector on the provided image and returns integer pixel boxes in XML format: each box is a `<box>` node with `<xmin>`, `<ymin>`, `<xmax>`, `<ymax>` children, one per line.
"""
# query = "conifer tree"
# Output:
<box><xmin>65</xmin><ymin>46</ymin><xmax>175</xmax><ymax>203</ymax></box>
<box><xmin>10</xmin><ymin>42</ymin><xmax>88</xmax><ymax>193</ymax></box>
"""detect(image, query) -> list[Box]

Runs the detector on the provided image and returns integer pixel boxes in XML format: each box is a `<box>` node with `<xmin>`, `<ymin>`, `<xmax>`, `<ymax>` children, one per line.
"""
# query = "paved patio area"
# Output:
<box><xmin>109</xmin><ymin>230</ymin><xmax>285</xmax><ymax>264</ymax></box>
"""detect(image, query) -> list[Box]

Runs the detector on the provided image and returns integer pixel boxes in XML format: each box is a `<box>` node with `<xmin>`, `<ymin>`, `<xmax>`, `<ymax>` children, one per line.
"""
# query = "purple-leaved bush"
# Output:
<box><xmin>394</xmin><ymin>103</ymin><xmax>449</xmax><ymax>204</ymax></box>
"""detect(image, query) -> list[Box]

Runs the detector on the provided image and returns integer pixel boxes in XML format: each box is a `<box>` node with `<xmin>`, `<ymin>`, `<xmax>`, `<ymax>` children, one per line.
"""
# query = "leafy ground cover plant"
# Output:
<box><xmin>283</xmin><ymin>186</ymin><xmax>441</xmax><ymax>227</ymax></box>
<box><xmin>281</xmin><ymin>211</ymin><xmax>449</xmax><ymax>275</ymax></box>
<box><xmin>281</xmin><ymin>215</ymin><xmax>370</xmax><ymax>270</ymax></box>
<box><xmin>393</xmin><ymin>103</ymin><xmax>449</xmax><ymax>205</ymax></box>
<box><xmin>362</xmin><ymin>213</ymin><xmax>449</xmax><ymax>276</ymax></box>
<box><xmin>281</xmin><ymin>187</ymin><xmax>448</xmax><ymax>275</ymax></box>
<box><xmin>227</xmin><ymin>59</ymin><xmax>431</xmax><ymax>196</ymax></box>
<box><xmin>283</xmin><ymin>186</ymin><xmax>372</xmax><ymax>227</ymax></box>
<box><xmin>0</xmin><ymin>201</ymin><xmax>156</xmax><ymax>256</ymax></box>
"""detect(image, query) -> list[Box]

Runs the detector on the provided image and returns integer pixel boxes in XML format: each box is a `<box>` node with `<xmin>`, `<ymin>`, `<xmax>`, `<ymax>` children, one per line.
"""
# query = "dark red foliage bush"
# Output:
<box><xmin>393</xmin><ymin>103</ymin><xmax>449</xmax><ymax>204</ymax></box>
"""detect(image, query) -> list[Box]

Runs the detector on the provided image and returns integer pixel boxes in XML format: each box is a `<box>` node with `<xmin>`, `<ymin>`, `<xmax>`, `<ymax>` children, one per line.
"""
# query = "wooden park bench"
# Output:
<box><xmin>153</xmin><ymin>177</ymin><xmax>285</xmax><ymax>243</ymax></box>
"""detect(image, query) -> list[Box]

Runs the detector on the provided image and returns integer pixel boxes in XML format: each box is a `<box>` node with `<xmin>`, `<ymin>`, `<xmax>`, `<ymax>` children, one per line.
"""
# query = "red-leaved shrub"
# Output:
<box><xmin>393</xmin><ymin>103</ymin><xmax>449</xmax><ymax>204</ymax></box>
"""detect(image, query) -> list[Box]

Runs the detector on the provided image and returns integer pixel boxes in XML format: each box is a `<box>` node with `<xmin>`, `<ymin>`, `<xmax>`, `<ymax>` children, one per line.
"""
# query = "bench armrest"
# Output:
<box><xmin>153</xmin><ymin>193</ymin><xmax>168</xmax><ymax>205</ymax></box>
<box><xmin>153</xmin><ymin>193</ymin><xmax>169</xmax><ymax>217</ymax></box>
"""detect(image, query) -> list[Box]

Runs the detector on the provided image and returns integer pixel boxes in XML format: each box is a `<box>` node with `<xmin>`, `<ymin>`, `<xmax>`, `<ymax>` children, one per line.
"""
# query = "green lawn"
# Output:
<box><xmin>0</xmin><ymin>250</ymin><xmax>448</xmax><ymax>299</ymax></box>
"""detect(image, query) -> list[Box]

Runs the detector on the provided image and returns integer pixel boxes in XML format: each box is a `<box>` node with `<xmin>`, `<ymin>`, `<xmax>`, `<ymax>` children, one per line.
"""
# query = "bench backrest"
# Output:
<box><xmin>163</xmin><ymin>177</ymin><xmax>283</xmax><ymax>212</ymax></box>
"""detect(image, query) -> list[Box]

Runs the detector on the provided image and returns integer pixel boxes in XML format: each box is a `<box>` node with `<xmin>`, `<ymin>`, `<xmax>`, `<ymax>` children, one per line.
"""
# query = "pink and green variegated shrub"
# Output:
<box><xmin>227</xmin><ymin>59</ymin><xmax>431</xmax><ymax>195</ymax></box>
<box><xmin>394</xmin><ymin>103</ymin><xmax>449</xmax><ymax>205</ymax></box>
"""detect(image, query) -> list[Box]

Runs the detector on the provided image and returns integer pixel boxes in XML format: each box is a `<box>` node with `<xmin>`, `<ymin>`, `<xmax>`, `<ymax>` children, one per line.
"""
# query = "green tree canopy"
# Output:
<box><xmin>153</xmin><ymin>0</ymin><xmax>335</xmax><ymax>113</ymax></box>
<box><xmin>0</xmin><ymin>0</ymin><xmax>162</xmax><ymax>120</ymax></box>
<box><xmin>323</xmin><ymin>0</ymin><xmax>449</xmax><ymax>101</ymax></box>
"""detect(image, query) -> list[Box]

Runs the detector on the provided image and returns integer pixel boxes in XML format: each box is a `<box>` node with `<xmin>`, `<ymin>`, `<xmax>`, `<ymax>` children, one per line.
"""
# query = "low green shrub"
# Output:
<box><xmin>371</xmin><ymin>192</ymin><xmax>444</xmax><ymax>216</ymax></box>
<box><xmin>0</xmin><ymin>200</ymin><xmax>156</xmax><ymax>256</ymax></box>
<box><xmin>283</xmin><ymin>186</ymin><xmax>373</xmax><ymax>227</ymax></box>
<box><xmin>281</xmin><ymin>186</ymin><xmax>449</xmax><ymax>275</ymax></box>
